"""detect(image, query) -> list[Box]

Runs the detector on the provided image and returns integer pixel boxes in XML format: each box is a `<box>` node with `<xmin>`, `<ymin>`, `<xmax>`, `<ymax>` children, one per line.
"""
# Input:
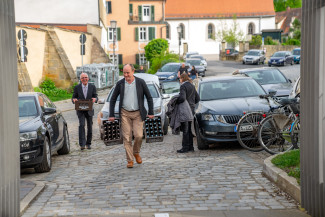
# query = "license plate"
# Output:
<box><xmin>239</xmin><ymin>125</ymin><xmax>254</xmax><ymax>132</ymax></box>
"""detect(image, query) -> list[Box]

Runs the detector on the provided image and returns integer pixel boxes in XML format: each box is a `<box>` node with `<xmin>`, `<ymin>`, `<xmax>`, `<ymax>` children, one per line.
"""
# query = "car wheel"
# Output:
<box><xmin>242</xmin><ymin>61</ymin><xmax>245</xmax><ymax>65</ymax></box>
<box><xmin>268</xmin><ymin>64</ymin><xmax>271</xmax><ymax>67</ymax></box>
<box><xmin>202</xmin><ymin>72</ymin><xmax>205</xmax><ymax>77</ymax></box>
<box><xmin>58</xmin><ymin>125</ymin><xmax>70</xmax><ymax>155</ymax></box>
<box><xmin>195</xmin><ymin>123</ymin><xmax>209</xmax><ymax>150</ymax></box>
<box><xmin>34</xmin><ymin>136</ymin><xmax>51</xmax><ymax>173</ymax></box>
<box><xmin>163</xmin><ymin>117</ymin><xmax>169</xmax><ymax>135</ymax></box>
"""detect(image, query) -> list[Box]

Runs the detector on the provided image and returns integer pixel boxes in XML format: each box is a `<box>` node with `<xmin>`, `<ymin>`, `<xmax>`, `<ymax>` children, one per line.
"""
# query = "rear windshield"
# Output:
<box><xmin>292</xmin><ymin>50</ymin><xmax>300</xmax><ymax>55</ymax></box>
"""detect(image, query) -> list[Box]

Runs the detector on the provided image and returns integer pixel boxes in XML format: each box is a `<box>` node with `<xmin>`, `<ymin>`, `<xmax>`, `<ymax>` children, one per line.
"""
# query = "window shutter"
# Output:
<box><xmin>118</xmin><ymin>54</ymin><xmax>123</xmax><ymax>65</ymax></box>
<box><xmin>138</xmin><ymin>5</ymin><xmax>142</xmax><ymax>21</ymax></box>
<box><xmin>151</xmin><ymin>6</ymin><xmax>155</xmax><ymax>21</ymax></box>
<box><xmin>136</xmin><ymin>54</ymin><xmax>140</xmax><ymax>65</ymax></box>
<box><xmin>149</xmin><ymin>27</ymin><xmax>155</xmax><ymax>40</ymax></box>
<box><xmin>117</xmin><ymin>28</ymin><xmax>121</xmax><ymax>41</ymax></box>
<box><xmin>129</xmin><ymin>4</ymin><xmax>133</xmax><ymax>15</ymax></box>
<box><xmin>135</xmin><ymin>27</ymin><xmax>139</xmax><ymax>41</ymax></box>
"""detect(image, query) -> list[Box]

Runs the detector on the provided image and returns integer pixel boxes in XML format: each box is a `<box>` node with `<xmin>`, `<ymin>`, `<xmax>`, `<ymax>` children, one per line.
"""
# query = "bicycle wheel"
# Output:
<box><xmin>236</xmin><ymin>112</ymin><xmax>264</xmax><ymax>152</ymax></box>
<box><xmin>290</xmin><ymin>118</ymin><xmax>300</xmax><ymax>149</ymax></box>
<box><xmin>258</xmin><ymin>115</ymin><xmax>294</xmax><ymax>154</ymax></box>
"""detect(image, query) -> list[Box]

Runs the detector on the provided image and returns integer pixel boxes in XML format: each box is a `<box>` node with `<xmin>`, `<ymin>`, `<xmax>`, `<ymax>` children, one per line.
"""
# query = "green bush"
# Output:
<box><xmin>249</xmin><ymin>35</ymin><xmax>262</xmax><ymax>46</ymax></box>
<box><xmin>147</xmin><ymin>49</ymin><xmax>180</xmax><ymax>74</ymax></box>
<box><xmin>34</xmin><ymin>77</ymin><xmax>73</xmax><ymax>102</ymax></box>
<box><xmin>265</xmin><ymin>36</ymin><xmax>278</xmax><ymax>45</ymax></box>
<box><xmin>285</xmin><ymin>38</ymin><xmax>301</xmax><ymax>46</ymax></box>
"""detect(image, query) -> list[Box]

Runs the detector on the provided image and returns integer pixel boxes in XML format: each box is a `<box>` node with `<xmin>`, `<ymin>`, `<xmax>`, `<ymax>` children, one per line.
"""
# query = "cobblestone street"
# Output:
<box><xmin>21</xmin><ymin>93</ymin><xmax>301</xmax><ymax>217</ymax></box>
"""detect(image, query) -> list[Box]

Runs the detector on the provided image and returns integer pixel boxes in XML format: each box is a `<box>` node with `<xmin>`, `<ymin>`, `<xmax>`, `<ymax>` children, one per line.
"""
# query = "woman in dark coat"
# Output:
<box><xmin>190</xmin><ymin>65</ymin><xmax>198</xmax><ymax>80</ymax></box>
<box><xmin>177</xmin><ymin>73</ymin><xmax>200</xmax><ymax>153</ymax></box>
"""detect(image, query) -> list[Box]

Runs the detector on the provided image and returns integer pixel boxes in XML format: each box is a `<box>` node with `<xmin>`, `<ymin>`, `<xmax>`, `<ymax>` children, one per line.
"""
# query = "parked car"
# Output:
<box><xmin>268</xmin><ymin>51</ymin><xmax>294</xmax><ymax>66</ymax></box>
<box><xmin>190</xmin><ymin>55</ymin><xmax>208</xmax><ymax>70</ymax></box>
<box><xmin>185</xmin><ymin>51</ymin><xmax>199</xmax><ymax>60</ymax></box>
<box><xmin>160</xmin><ymin>81</ymin><xmax>180</xmax><ymax>100</ymax></box>
<box><xmin>233</xmin><ymin>67</ymin><xmax>292</xmax><ymax>97</ymax></box>
<box><xmin>225</xmin><ymin>48</ymin><xmax>238</xmax><ymax>56</ymax></box>
<box><xmin>292</xmin><ymin>48</ymin><xmax>301</xmax><ymax>64</ymax></box>
<box><xmin>155</xmin><ymin>62</ymin><xmax>192</xmax><ymax>82</ymax></box>
<box><xmin>19</xmin><ymin>92</ymin><xmax>70</xmax><ymax>172</ymax></box>
<box><xmin>194</xmin><ymin>76</ymin><xmax>278</xmax><ymax>150</ymax></box>
<box><xmin>186</xmin><ymin>58</ymin><xmax>206</xmax><ymax>77</ymax></box>
<box><xmin>98</xmin><ymin>74</ymin><xmax>169</xmax><ymax>137</ymax></box>
<box><xmin>242</xmin><ymin>49</ymin><xmax>265</xmax><ymax>65</ymax></box>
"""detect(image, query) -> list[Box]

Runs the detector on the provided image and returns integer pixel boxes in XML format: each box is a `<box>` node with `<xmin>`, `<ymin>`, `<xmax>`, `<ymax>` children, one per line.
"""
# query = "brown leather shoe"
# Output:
<box><xmin>127</xmin><ymin>161</ymin><xmax>134</xmax><ymax>168</ymax></box>
<box><xmin>134</xmin><ymin>154</ymin><xmax>142</xmax><ymax>164</ymax></box>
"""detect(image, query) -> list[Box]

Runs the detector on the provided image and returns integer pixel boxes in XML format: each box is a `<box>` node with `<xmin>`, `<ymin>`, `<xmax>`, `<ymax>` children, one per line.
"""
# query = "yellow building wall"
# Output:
<box><xmin>16</xmin><ymin>27</ymin><xmax>46</xmax><ymax>87</ymax></box>
<box><xmin>54</xmin><ymin>27</ymin><xmax>93</xmax><ymax>71</ymax></box>
<box><xmin>106</xmin><ymin>0</ymin><xmax>167</xmax><ymax>65</ymax></box>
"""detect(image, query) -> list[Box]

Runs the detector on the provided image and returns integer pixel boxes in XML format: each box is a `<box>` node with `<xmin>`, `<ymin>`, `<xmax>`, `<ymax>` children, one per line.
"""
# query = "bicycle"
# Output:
<box><xmin>257</xmin><ymin>97</ymin><xmax>300</xmax><ymax>154</ymax></box>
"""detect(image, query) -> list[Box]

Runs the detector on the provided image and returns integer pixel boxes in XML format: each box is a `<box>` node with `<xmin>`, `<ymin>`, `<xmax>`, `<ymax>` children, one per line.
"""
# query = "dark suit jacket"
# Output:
<box><xmin>109</xmin><ymin>77</ymin><xmax>154</xmax><ymax>121</ymax></box>
<box><xmin>177</xmin><ymin>81</ymin><xmax>200</xmax><ymax>114</ymax></box>
<box><xmin>72</xmin><ymin>83</ymin><xmax>98</xmax><ymax>116</ymax></box>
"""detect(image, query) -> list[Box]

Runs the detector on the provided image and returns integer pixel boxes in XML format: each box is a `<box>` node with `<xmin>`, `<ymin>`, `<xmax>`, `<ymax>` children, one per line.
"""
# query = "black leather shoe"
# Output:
<box><xmin>177</xmin><ymin>148</ymin><xmax>189</xmax><ymax>153</ymax></box>
<box><xmin>80</xmin><ymin>146</ymin><xmax>85</xmax><ymax>150</ymax></box>
<box><xmin>86</xmin><ymin>145</ymin><xmax>91</xmax><ymax>150</ymax></box>
<box><xmin>189</xmin><ymin>147</ymin><xmax>194</xmax><ymax>152</ymax></box>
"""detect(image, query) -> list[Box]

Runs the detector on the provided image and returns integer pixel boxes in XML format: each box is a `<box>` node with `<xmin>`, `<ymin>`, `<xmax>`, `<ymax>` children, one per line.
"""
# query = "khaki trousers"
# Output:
<box><xmin>121</xmin><ymin>108</ymin><xmax>144</xmax><ymax>162</ymax></box>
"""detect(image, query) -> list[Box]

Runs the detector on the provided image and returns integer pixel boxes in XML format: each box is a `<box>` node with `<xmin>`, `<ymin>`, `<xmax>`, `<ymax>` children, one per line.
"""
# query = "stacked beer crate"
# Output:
<box><xmin>144</xmin><ymin>117</ymin><xmax>164</xmax><ymax>143</ymax></box>
<box><xmin>102</xmin><ymin>119</ymin><xmax>122</xmax><ymax>145</ymax></box>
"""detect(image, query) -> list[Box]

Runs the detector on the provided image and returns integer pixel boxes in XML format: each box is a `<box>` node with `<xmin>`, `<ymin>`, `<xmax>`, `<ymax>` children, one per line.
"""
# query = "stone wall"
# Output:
<box><xmin>17</xmin><ymin>61</ymin><xmax>33</xmax><ymax>92</ymax></box>
<box><xmin>91</xmin><ymin>37</ymin><xmax>110</xmax><ymax>64</ymax></box>
<box><xmin>250</xmin><ymin>45</ymin><xmax>300</xmax><ymax>60</ymax></box>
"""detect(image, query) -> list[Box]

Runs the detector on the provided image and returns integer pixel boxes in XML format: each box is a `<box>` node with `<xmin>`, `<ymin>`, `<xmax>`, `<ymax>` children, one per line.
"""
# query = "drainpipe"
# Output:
<box><xmin>259</xmin><ymin>16</ymin><xmax>262</xmax><ymax>33</ymax></box>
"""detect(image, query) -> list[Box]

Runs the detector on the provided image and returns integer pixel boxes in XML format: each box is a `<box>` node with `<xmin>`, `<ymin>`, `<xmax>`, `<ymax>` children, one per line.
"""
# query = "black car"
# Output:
<box><xmin>155</xmin><ymin>62</ymin><xmax>192</xmax><ymax>82</ymax></box>
<box><xmin>268</xmin><ymin>51</ymin><xmax>294</xmax><ymax>66</ymax></box>
<box><xmin>233</xmin><ymin>67</ymin><xmax>292</xmax><ymax>97</ymax></box>
<box><xmin>19</xmin><ymin>92</ymin><xmax>70</xmax><ymax>172</ymax></box>
<box><xmin>194</xmin><ymin>76</ymin><xmax>278</xmax><ymax>150</ymax></box>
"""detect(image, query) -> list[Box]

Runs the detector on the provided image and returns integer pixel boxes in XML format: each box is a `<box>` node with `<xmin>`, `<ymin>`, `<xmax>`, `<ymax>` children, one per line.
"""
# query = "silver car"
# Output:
<box><xmin>98</xmin><ymin>74</ymin><xmax>169</xmax><ymax>138</ymax></box>
<box><xmin>190</xmin><ymin>55</ymin><xmax>208</xmax><ymax>70</ymax></box>
<box><xmin>242</xmin><ymin>49</ymin><xmax>265</xmax><ymax>65</ymax></box>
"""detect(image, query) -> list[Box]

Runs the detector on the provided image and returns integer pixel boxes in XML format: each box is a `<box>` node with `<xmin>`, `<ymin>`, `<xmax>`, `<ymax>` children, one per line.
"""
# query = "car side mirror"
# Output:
<box><xmin>44</xmin><ymin>107</ymin><xmax>56</xmax><ymax>115</ymax></box>
<box><xmin>98</xmin><ymin>98</ymin><xmax>105</xmax><ymax>104</ymax></box>
<box><xmin>268</xmin><ymin>89</ymin><xmax>277</xmax><ymax>97</ymax></box>
<box><xmin>162</xmin><ymin>94</ymin><xmax>170</xmax><ymax>99</ymax></box>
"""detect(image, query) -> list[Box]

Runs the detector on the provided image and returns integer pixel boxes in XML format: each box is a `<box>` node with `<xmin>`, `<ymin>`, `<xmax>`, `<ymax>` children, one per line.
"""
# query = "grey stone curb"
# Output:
<box><xmin>263</xmin><ymin>153</ymin><xmax>301</xmax><ymax>203</ymax></box>
<box><xmin>20</xmin><ymin>180</ymin><xmax>45</xmax><ymax>215</ymax></box>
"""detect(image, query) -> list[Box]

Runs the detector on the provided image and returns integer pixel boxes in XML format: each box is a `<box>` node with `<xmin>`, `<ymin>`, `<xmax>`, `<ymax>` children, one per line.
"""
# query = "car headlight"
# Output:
<box><xmin>279</xmin><ymin>59</ymin><xmax>284</xmax><ymax>62</ymax></box>
<box><xmin>20</xmin><ymin>131</ymin><xmax>37</xmax><ymax>141</ymax></box>
<box><xmin>154</xmin><ymin>107</ymin><xmax>162</xmax><ymax>115</ymax></box>
<box><xmin>167</xmin><ymin>75</ymin><xmax>175</xmax><ymax>80</ymax></box>
<box><xmin>202</xmin><ymin>114</ymin><xmax>214</xmax><ymax>121</ymax></box>
<box><xmin>215</xmin><ymin>115</ymin><xmax>227</xmax><ymax>124</ymax></box>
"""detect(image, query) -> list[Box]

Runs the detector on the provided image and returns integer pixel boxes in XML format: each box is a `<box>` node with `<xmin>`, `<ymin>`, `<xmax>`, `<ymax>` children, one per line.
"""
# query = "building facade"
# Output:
<box><xmin>105</xmin><ymin>0</ymin><xmax>167</xmax><ymax>66</ymax></box>
<box><xmin>165</xmin><ymin>0</ymin><xmax>276</xmax><ymax>55</ymax></box>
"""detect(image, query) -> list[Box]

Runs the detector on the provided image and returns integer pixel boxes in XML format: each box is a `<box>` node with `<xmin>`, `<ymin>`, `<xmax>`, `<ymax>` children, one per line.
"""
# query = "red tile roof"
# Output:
<box><xmin>276</xmin><ymin>7</ymin><xmax>301</xmax><ymax>35</ymax></box>
<box><xmin>165</xmin><ymin>0</ymin><xmax>275</xmax><ymax>19</ymax></box>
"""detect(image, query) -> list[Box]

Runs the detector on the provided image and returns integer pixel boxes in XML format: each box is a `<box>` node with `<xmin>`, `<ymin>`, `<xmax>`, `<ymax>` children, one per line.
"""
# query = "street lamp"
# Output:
<box><xmin>177</xmin><ymin>26</ymin><xmax>182</xmax><ymax>61</ymax></box>
<box><xmin>110</xmin><ymin>20</ymin><xmax>117</xmax><ymax>66</ymax></box>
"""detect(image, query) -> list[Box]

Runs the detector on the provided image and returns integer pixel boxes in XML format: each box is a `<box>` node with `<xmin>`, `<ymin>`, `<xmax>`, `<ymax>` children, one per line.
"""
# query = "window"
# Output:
<box><xmin>108</xmin><ymin>28</ymin><xmax>114</xmax><ymax>41</ymax></box>
<box><xmin>106</xmin><ymin>1</ymin><xmax>112</xmax><ymax>14</ymax></box>
<box><xmin>208</xmin><ymin>24</ymin><xmax>214</xmax><ymax>39</ymax></box>
<box><xmin>179</xmin><ymin>24</ymin><xmax>185</xmax><ymax>39</ymax></box>
<box><xmin>139</xmin><ymin>27</ymin><xmax>147</xmax><ymax>41</ymax></box>
<box><xmin>108</xmin><ymin>27</ymin><xmax>121</xmax><ymax>41</ymax></box>
<box><xmin>140</xmin><ymin>54</ymin><xmax>147</xmax><ymax>65</ymax></box>
<box><xmin>248</xmin><ymin>23</ymin><xmax>255</xmax><ymax>34</ymax></box>
<box><xmin>166</xmin><ymin>24</ymin><xmax>170</xmax><ymax>39</ymax></box>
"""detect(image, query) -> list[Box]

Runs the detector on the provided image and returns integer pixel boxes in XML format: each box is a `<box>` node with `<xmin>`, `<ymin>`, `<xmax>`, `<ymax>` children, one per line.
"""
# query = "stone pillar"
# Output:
<box><xmin>239</xmin><ymin>41</ymin><xmax>244</xmax><ymax>52</ymax></box>
<box><xmin>221</xmin><ymin>41</ymin><xmax>226</xmax><ymax>52</ymax></box>
<box><xmin>0</xmin><ymin>0</ymin><xmax>20</xmax><ymax>216</ymax></box>
<box><xmin>244</xmin><ymin>41</ymin><xmax>250</xmax><ymax>52</ymax></box>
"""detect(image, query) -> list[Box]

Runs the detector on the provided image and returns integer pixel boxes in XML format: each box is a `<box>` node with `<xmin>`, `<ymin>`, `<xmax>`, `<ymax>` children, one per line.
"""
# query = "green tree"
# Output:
<box><xmin>214</xmin><ymin>15</ymin><xmax>245</xmax><ymax>48</ymax></box>
<box><xmin>290</xmin><ymin>18</ymin><xmax>301</xmax><ymax>40</ymax></box>
<box><xmin>144</xmin><ymin>39</ymin><xmax>169</xmax><ymax>65</ymax></box>
<box><xmin>147</xmin><ymin>49</ymin><xmax>180</xmax><ymax>74</ymax></box>
<box><xmin>273</xmin><ymin>0</ymin><xmax>302</xmax><ymax>12</ymax></box>
<box><xmin>265</xmin><ymin>36</ymin><xmax>278</xmax><ymax>45</ymax></box>
<box><xmin>249</xmin><ymin>35</ymin><xmax>262</xmax><ymax>46</ymax></box>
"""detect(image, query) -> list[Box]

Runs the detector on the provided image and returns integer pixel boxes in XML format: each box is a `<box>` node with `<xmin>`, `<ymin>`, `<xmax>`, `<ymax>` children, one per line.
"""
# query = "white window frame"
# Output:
<box><xmin>109</xmin><ymin>54</ymin><xmax>118</xmax><ymax>65</ymax></box>
<box><xmin>139</xmin><ymin>27</ymin><xmax>148</xmax><ymax>41</ymax></box>
<box><xmin>142</xmin><ymin>5</ymin><xmax>150</xmax><ymax>22</ymax></box>
<box><xmin>139</xmin><ymin>54</ymin><xmax>147</xmax><ymax>65</ymax></box>
<box><xmin>108</xmin><ymin>28</ymin><xmax>114</xmax><ymax>41</ymax></box>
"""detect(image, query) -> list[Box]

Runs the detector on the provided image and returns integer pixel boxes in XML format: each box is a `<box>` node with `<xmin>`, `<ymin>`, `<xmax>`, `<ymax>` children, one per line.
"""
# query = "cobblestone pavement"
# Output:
<box><xmin>21</xmin><ymin>109</ymin><xmax>299</xmax><ymax>216</ymax></box>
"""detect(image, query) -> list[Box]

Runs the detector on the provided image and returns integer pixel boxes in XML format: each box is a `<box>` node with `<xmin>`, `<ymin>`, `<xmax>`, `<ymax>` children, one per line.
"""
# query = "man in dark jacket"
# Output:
<box><xmin>108</xmin><ymin>64</ymin><xmax>154</xmax><ymax>168</ymax></box>
<box><xmin>72</xmin><ymin>73</ymin><xmax>98</xmax><ymax>150</ymax></box>
<box><xmin>177</xmin><ymin>73</ymin><xmax>200</xmax><ymax>153</ymax></box>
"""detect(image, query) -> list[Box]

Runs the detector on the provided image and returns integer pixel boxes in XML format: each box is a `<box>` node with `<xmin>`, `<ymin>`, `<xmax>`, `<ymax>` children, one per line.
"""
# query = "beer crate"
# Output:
<box><xmin>102</xmin><ymin>119</ymin><xmax>123</xmax><ymax>145</ymax></box>
<box><xmin>75</xmin><ymin>99</ymin><xmax>93</xmax><ymax>111</ymax></box>
<box><xmin>144</xmin><ymin>117</ymin><xmax>164</xmax><ymax>143</ymax></box>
